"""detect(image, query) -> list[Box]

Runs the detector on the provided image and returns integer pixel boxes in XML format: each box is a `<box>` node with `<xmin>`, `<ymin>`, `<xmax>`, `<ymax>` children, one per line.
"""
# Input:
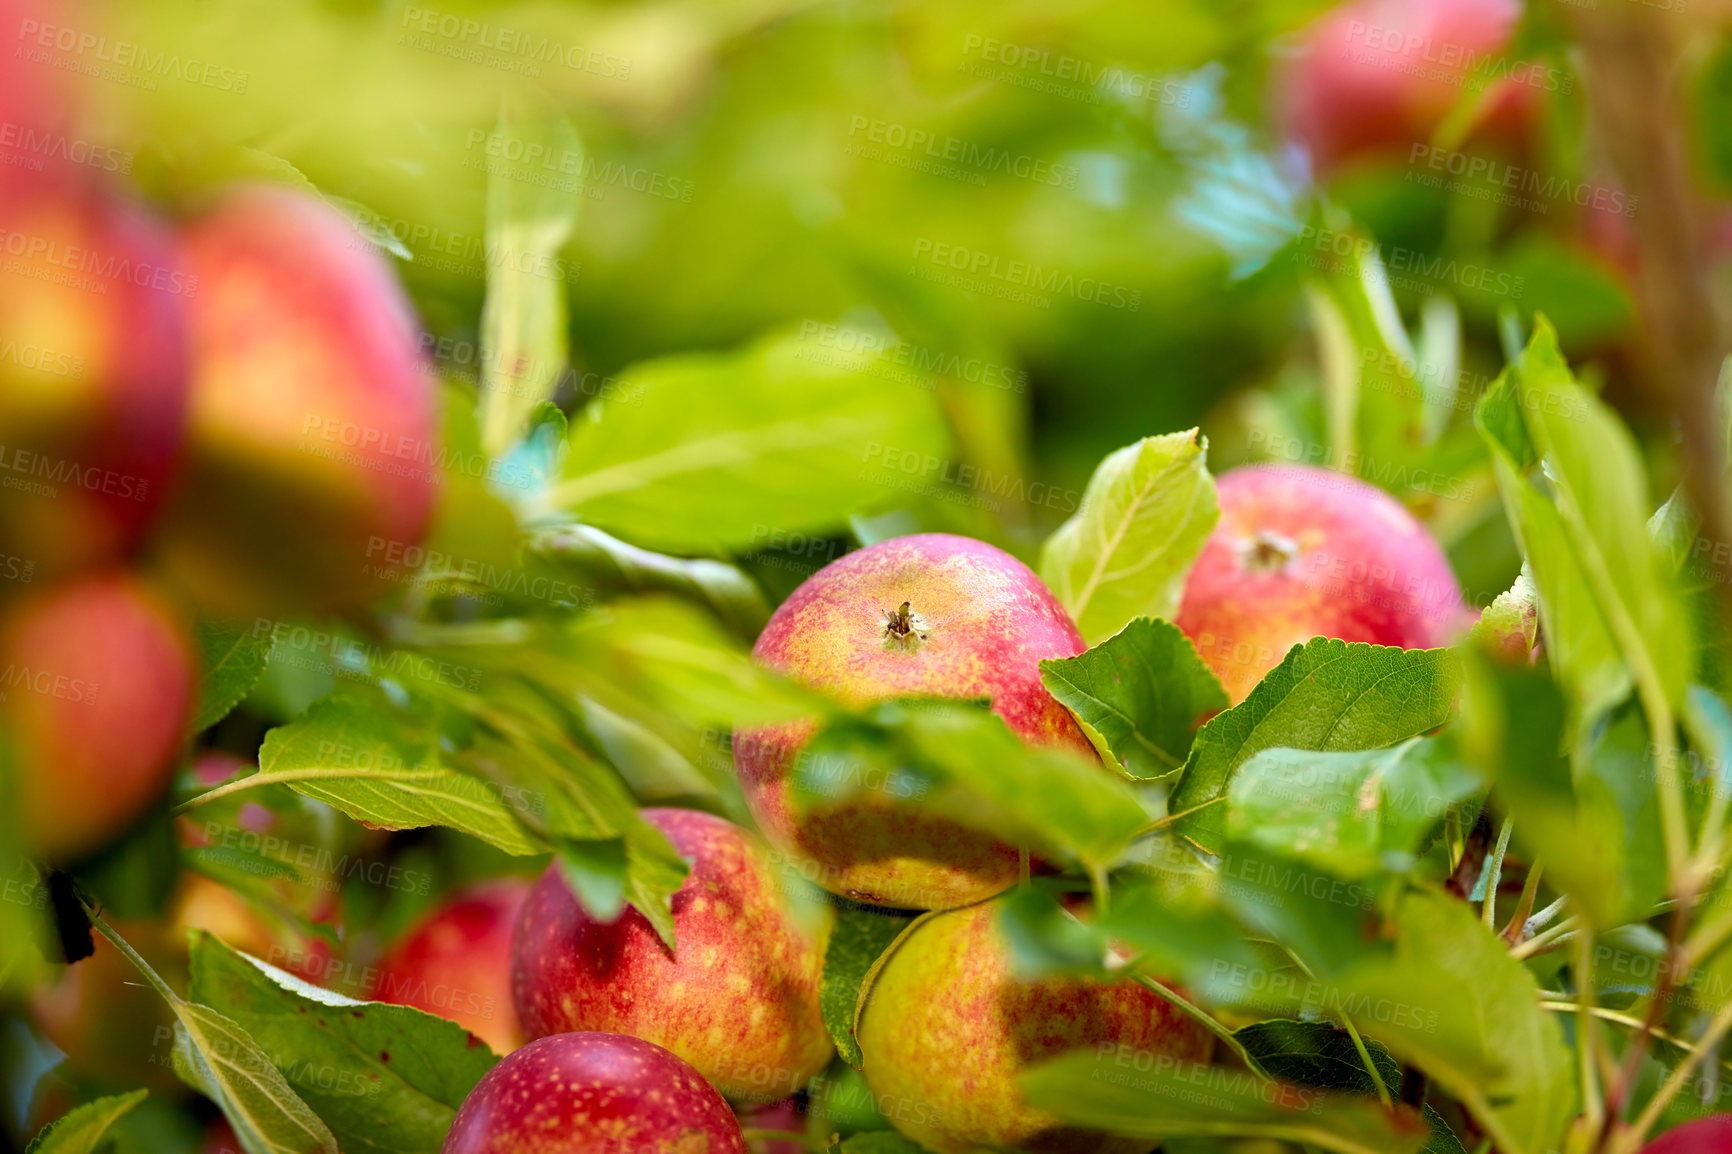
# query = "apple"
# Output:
<box><xmin>0</xmin><ymin>183</ymin><xmax>190</xmax><ymax>584</ymax></box>
<box><xmin>1643</xmin><ymin>1116</ymin><xmax>1732</xmax><ymax>1153</ymax></box>
<box><xmin>733</xmin><ymin>532</ymin><xmax>1095</xmax><ymax>911</ymax></box>
<box><xmin>1275</xmin><ymin>0</ymin><xmax>1531</xmax><ymax>174</ymax></box>
<box><xmin>1174</xmin><ymin>464</ymin><xmax>1466</xmax><ymax>703</ymax></box>
<box><xmin>155</xmin><ymin>183</ymin><xmax>439</xmax><ymax>617</ymax></box>
<box><xmin>513</xmin><ymin>808</ymin><xmax>832</xmax><ymax>1101</ymax></box>
<box><xmin>30</xmin><ymin>919</ymin><xmax>186</xmax><ymax>1093</ymax></box>
<box><xmin>856</xmin><ymin>899</ymin><xmax>1213</xmax><ymax>1154</ymax></box>
<box><xmin>2</xmin><ymin>572</ymin><xmax>195</xmax><ymax>861</ymax></box>
<box><xmin>373</xmin><ymin>879</ymin><xmax>531</xmax><ymax>1054</ymax></box>
<box><xmin>441</xmin><ymin>1032</ymin><xmax>746</xmax><ymax>1154</ymax></box>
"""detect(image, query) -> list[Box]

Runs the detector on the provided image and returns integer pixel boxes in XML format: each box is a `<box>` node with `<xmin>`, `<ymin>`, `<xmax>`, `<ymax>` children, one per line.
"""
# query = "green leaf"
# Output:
<box><xmin>1169</xmin><ymin>640</ymin><xmax>1463</xmax><ymax>854</ymax></box>
<box><xmin>820</xmin><ymin>905</ymin><xmax>915</xmax><ymax>1067</ymax></box>
<box><xmin>1477</xmin><ymin>318</ymin><xmax>1691</xmax><ymax>730</ymax></box>
<box><xmin>477</xmin><ymin>97</ymin><xmax>583</xmax><ymax>457</ymax></box>
<box><xmin>800</xmin><ymin>700</ymin><xmax>1148</xmax><ymax>872</ymax></box>
<box><xmin>194</xmin><ymin>618</ymin><xmax>278</xmax><ymax>732</ymax></box>
<box><xmin>23</xmin><ymin>1090</ymin><xmax>148</xmax><ymax>1154</ymax></box>
<box><xmin>1315</xmin><ymin>888</ymin><xmax>1576</xmax><ymax>1154</ymax></box>
<box><xmin>1020</xmin><ymin>1048</ymin><xmax>1428</xmax><ymax>1154</ymax></box>
<box><xmin>530</xmin><ymin>523</ymin><xmax>770</xmax><ymax>640</ymax></box>
<box><xmin>1226</xmin><ymin>738</ymin><xmax>1483</xmax><ymax>878</ymax></box>
<box><xmin>171</xmin><ymin>1002</ymin><xmax>340</xmax><ymax>1154</ymax></box>
<box><xmin>251</xmin><ymin>696</ymin><xmax>543</xmax><ymax>856</ymax></box>
<box><xmin>1038</xmin><ymin>431</ymin><xmax>1220</xmax><ymax>645</ymax></box>
<box><xmin>1235</xmin><ymin>1021</ymin><xmax>1466</xmax><ymax>1154</ymax></box>
<box><xmin>544</xmin><ymin>327</ymin><xmax>949</xmax><ymax>553</ymax></box>
<box><xmin>1039</xmin><ymin>617</ymin><xmax>1229</xmax><ymax>779</ymax></box>
<box><xmin>837</xmin><ymin>1133</ymin><xmax>932</xmax><ymax>1154</ymax></box>
<box><xmin>1470</xmin><ymin>567</ymin><xmax>1538</xmax><ymax>660</ymax></box>
<box><xmin>188</xmin><ymin>933</ymin><xmax>497</xmax><ymax>1154</ymax></box>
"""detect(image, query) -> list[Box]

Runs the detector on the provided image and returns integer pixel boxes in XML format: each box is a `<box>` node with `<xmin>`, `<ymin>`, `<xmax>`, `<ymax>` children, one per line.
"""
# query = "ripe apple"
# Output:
<box><xmin>733</xmin><ymin>532</ymin><xmax>1095</xmax><ymax>911</ymax></box>
<box><xmin>441</xmin><ymin>1032</ymin><xmax>746</xmax><ymax>1154</ymax></box>
<box><xmin>1643</xmin><ymin>1116</ymin><xmax>1732</xmax><ymax>1153</ymax></box>
<box><xmin>1275</xmin><ymin>0</ymin><xmax>1530</xmax><ymax>174</ymax></box>
<box><xmin>2</xmin><ymin>572</ymin><xmax>195</xmax><ymax>861</ymax></box>
<box><xmin>156</xmin><ymin>183</ymin><xmax>439</xmax><ymax>617</ymax></box>
<box><xmin>856</xmin><ymin>899</ymin><xmax>1213</xmax><ymax>1154</ymax></box>
<box><xmin>513</xmin><ymin>808</ymin><xmax>832</xmax><ymax>1100</ymax></box>
<box><xmin>0</xmin><ymin>184</ymin><xmax>189</xmax><ymax>583</ymax></box>
<box><xmin>1174</xmin><ymin>464</ymin><xmax>1466</xmax><ymax>703</ymax></box>
<box><xmin>372</xmin><ymin>879</ymin><xmax>530</xmax><ymax>1054</ymax></box>
<box><xmin>30</xmin><ymin>919</ymin><xmax>186</xmax><ymax>1093</ymax></box>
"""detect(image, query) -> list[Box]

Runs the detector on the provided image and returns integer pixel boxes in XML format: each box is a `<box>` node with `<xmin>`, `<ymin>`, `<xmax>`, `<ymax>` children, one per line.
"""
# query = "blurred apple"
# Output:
<box><xmin>156</xmin><ymin>183</ymin><xmax>439</xmax><ymax>617</ymax></box>
<box><xmin>30</xmin><ymin>919</ymin><xmax>185</xmax><ymax>1093</ymax></box>
<box><xmin>0</xmin><ymin>182</ymin><xmax>189</xmax><ymax>584</ymax></box>
<box><xmin>373</xmin><ymin>879</ymin><xmax>530</xmax><ymax>1054</ymax></box>
<box><xmin>1643</xmin><ymin>1115</ymin><xmax>1732</xmax><ymax>1153</ymax></box>
<box><xmin>2</xmin><ymin>571</ymin><xmax>195</xmax><ymax>861</ymax></box>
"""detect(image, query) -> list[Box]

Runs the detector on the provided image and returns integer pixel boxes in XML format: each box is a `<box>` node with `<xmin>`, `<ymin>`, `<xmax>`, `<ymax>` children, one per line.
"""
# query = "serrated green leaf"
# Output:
<box><xmin>1020</xmin><ymin>1048</ymin><xmax>1428</xmax><ymax>1154</ymax></box>
<box><xmin>195</xmin><ymin>618</ymin><xmax>277</xmax><ymax>732</ymax></box>
<box><xmin>477</xmin><ymin>98</ymin><xmax>582</xmax><ymax>457</ymax></box>
<box><xmin>1226</xmin><ymin>738</ymin><xmax>1482</xmax><ymax>878</ymax></box>
<box><xmin>820</xmin><ymin>905</ymin><xmax>915</xmax><ymax>1067</ymax></box>
<box><xmin>543</xmin><ymin>328</ymin><xmax>949</xmax><ymax>552</ymax></box>
<box><xmin>23</xmin><ymin>1090</ymin><xmax>148</xmax><ymax>1154</ymax></box>
<box><xmin>171</xmin><ymin>1002</ymin><xmax>339</xmax><ymax>1154</ymax></box>
<box><xmin>1315</xmin><ymin>888</ymin><xmax>1576</xmax><ymax>1154</ymax></box>
<box><xmin>1038</xmin><ymin>431</ymin><xmax>1220</xmax><ymax>645</ymax></box>
<box><xmin>1169</xmin><ymin>640</ymin><xmax>1462</xmax><ymax>854</ymax></box>
<box><xmin>188</xmin><ymin>933</ymin><xmax>497</xmax><ymax>1154</ymax></box>
<box><xmin>800</xmin><ymin>700</ymin><xmax>1147</xmax><ymax>872</ymax></box>
<box><xmin>1039</xmin><ymin>617</ymin><xmax>1229</xmax><ymax>779</ymax></box>
<box><xmin>1235</xmin><ymin>1021</ymin><xmax>1466</xmax><ymax>1154</ymax></box>
<box><xmin>531</xmin><ymin>523</ymin><xmax>770</xmax><ymax>640</ymax></box>
<box><xmin>1477</xmin><ymin>318</ymin><xmax>1691</xmax><ymax>731</ymax></box>
<box><xmin>253</xmin><ymin>696</ymin><xmax>542</xmax><ymax>856</ymax></box>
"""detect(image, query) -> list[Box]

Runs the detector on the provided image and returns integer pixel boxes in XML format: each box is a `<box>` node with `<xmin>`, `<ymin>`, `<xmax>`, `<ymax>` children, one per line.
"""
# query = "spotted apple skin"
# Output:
<box><xmin>512</xmin><ymin>808</ymin><xmax>832</xmax><ymax>1101</ymax></box>
<box><xmin>1644</xmin><ymin>1115</ymin><xmax>1732</xmax><ymax>1153</ymax></box>
<box><xmin>375</xmin><ymin>880</ymin><xmax>531</xmax><ymax>1054</ymax></box>
<box><xmin>1175</xmin><ymin>465</ymin><xmax>1466</xmax><ymax>704</ymax></box>
<box><xmin>857</xmin><ymin>900</ymin><xmax>1213</xmax><ymax>1154</ymax></box>
<box><xmin>734</xmin><ymin>533</ymin><xmax>1095</xmax><ymax>911</ymax></box>
<box><xmin>441</xmin><ymin>1032</ymin><xmax>746</xmax><ymax>1154</ymax></box>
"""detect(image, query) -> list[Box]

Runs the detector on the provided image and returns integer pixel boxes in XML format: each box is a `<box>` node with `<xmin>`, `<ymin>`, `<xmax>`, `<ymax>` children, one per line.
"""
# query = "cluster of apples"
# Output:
<box><xmin>423</xmin><ymin>467</ymin><xmax>1468</xmax><ymax>1153</ymax></box>
<box><xmin>0</xmin><ymin>1</ymin><xmax>439</xmax><ymax>865</ymax></box>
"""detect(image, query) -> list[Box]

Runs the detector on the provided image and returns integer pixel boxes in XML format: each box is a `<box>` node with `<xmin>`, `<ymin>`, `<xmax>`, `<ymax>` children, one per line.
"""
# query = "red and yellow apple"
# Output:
<box><xmin>441</xmin><ymin>1032</ymin><xmax>746</xmax><ymax>1154</ymax></box>
<box><xmin>373</xmin><ymin>879</ymin><xmax>531</xmax><ymax>1054</ymax></box>
<box><xmin>513</xmin><ymin>808</ymin><xmax>831</xmax><ymax>1100</ymax></box>
<box><xmin>1175</xmin><ymin>464</ymin><xmax>1466</xmax><ymax>703</ymax></box>
<box><xmin>734</xmin><ymin>532</ymin><xmax>1095</xmax><ymax>911</ymax></box>
<box><xmin>1643</xmin><ymin>1116</ymin><xmax>1732</xmax><ymax>1153</ymax></box>
<box><xmin>0</xmin><ymin>184</ymin><xmax>189</xmax><ymax>582</ymax></box>
<box><xmin>1275</xmin><ymin>0</ymin><xmax>1532</xmax><ymax>174</ymax></box>
<box><xmin>856</xmin><ymin>899</ymin><xmax>1213</xmax><ymax>1154</ymax></box>
<box><xmin>2</xmin><ymin>571</ymin><xmax>195</xmax><ymax>861</ymax></box>
<box><xmin>156</xmin><ymin>183</ymin><xmax>439</xmax><ymax>617</ymax></box>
